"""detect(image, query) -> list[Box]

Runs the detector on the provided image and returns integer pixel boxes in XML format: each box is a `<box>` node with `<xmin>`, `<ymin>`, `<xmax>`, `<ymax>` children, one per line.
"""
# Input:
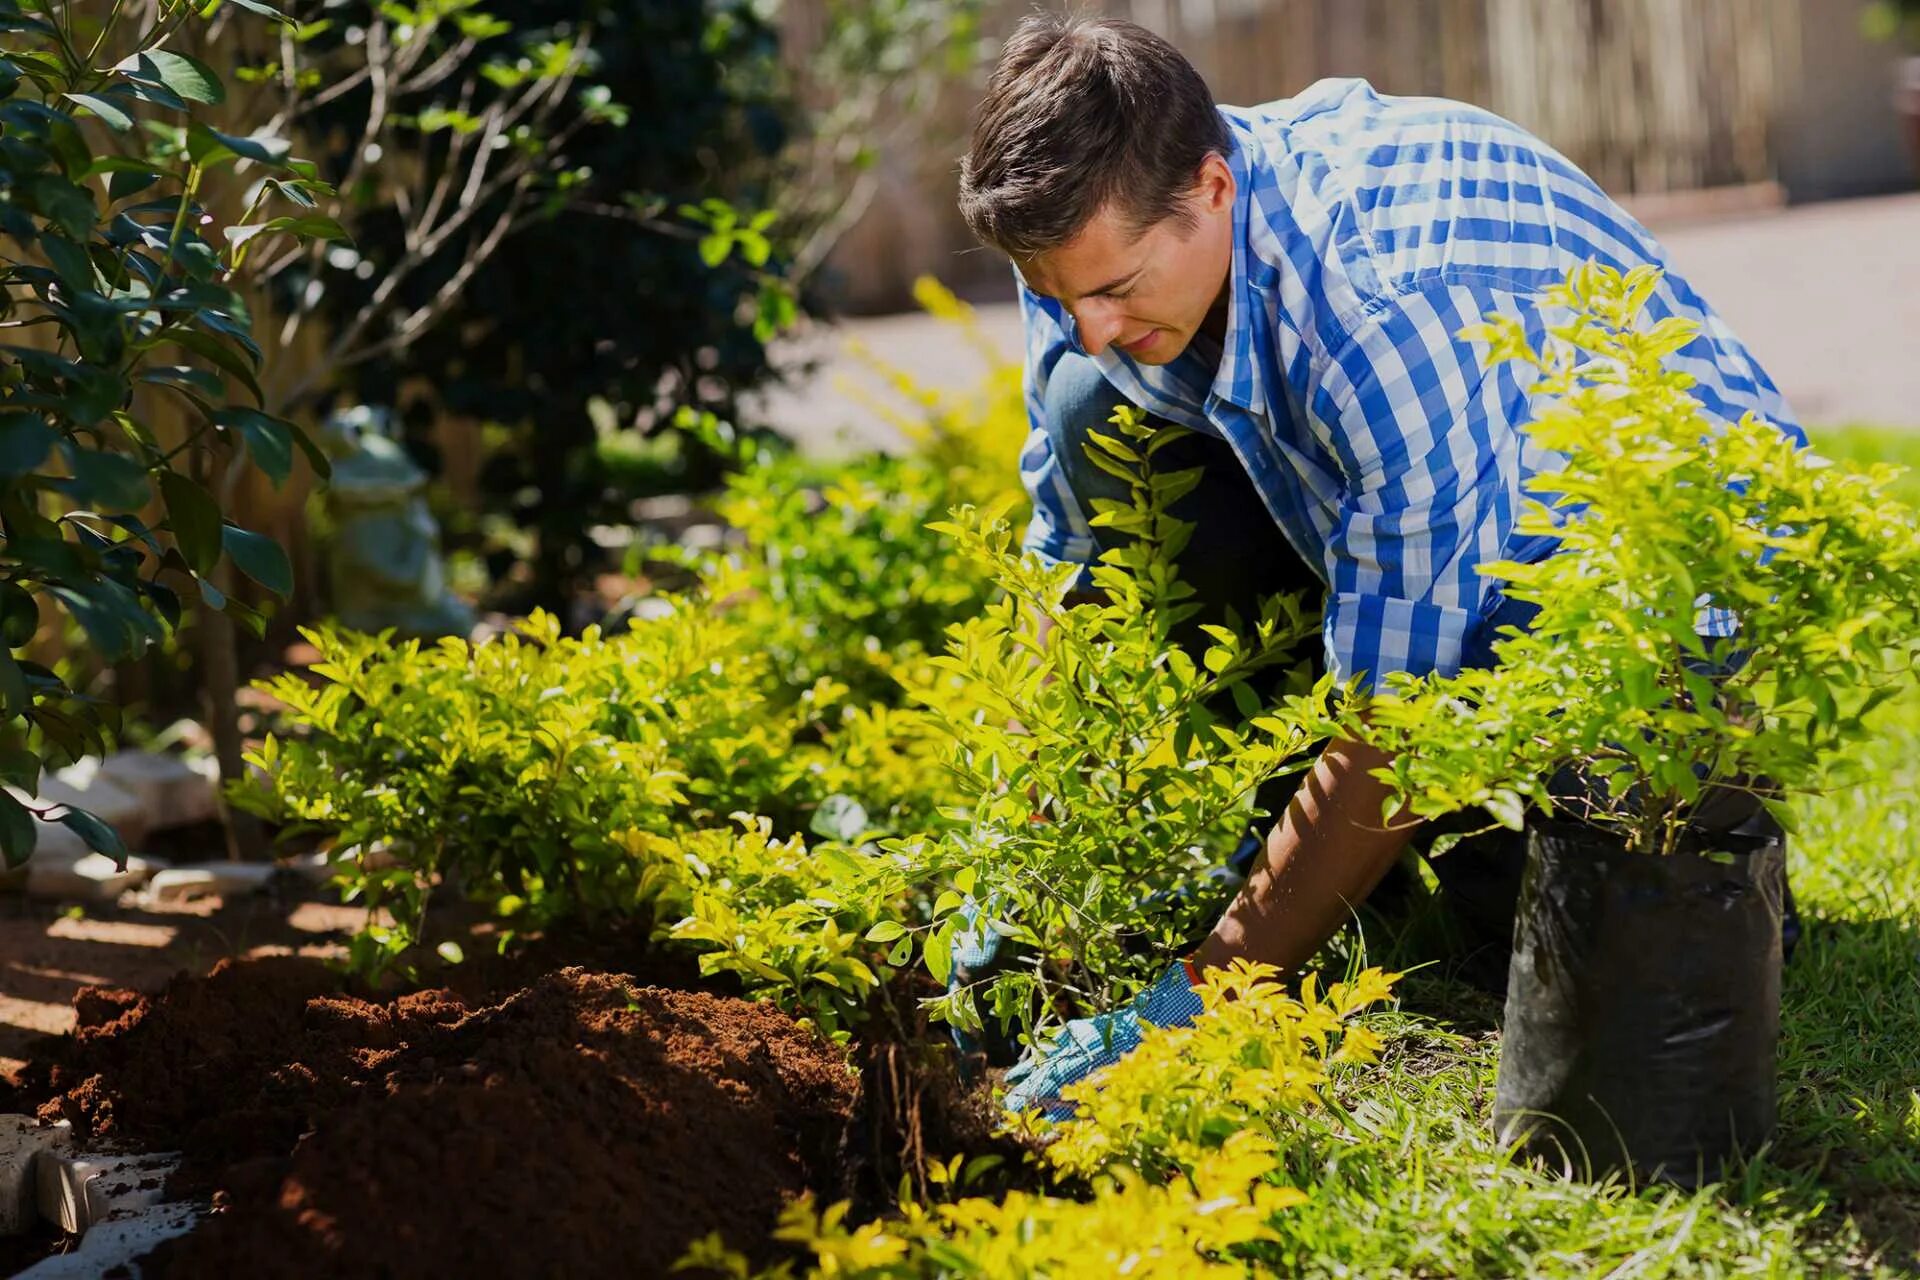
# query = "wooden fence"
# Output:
<box><xmin>823</xmin><ymin>0</ymin><xmax>1805</xmax><ymax>309</ymax></box>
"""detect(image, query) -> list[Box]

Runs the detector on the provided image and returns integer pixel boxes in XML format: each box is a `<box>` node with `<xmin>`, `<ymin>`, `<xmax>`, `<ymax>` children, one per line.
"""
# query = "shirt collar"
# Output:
<box><xmin>1207</xmin><ymin>118</ymin><xmax>1265</xmax><ymax>412</ymax></box>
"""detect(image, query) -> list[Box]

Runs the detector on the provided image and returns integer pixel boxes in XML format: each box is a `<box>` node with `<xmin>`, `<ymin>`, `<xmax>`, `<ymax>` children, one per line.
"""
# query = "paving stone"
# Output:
<box><xmin>96</xmin><ymin>751</ymin><xmax>220</xmax><ymax>832</ymax></box>
<box><xmin>35</xmin><ymin>1150</ymin><xmax>178</xmax><ymax>1235</ymax></box>
<box><xmin>23</xmin><ymin>852</ymin><xmax>167</xmax><ymax>904</ymax></box>
<box><xmin>142</xmin><ymin>862</ymin><xmax>276</xmax><ymax>906</ymax></box>
<box><xmin>12</xmin><ymin>1202</ymin><xmax>198</xmax><ymax>1278</ymax></box>
<box><xmin>0</xmin><ymin>1116</ymin><xmax>71</xmax><ymax>1235</ymax></box>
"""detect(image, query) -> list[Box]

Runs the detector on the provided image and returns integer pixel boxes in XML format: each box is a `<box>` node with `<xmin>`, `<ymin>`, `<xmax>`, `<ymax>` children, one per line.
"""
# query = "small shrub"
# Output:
<box><xmin>664</xmin><ymin>816</ymin><xmax>909</xmax><ymax>1040</ymax></box>
<box><xmin>897</xmin><ymin>407</ymin><xmax>1338</xmax><ymax>1049</ymax></box>
<box><xmin>677</xmin><ymin>961</ymin><xmax>1400</xmax><ymax>1280</ymax></box>
<box><xmin>236</xmin><ymin>605</ymin><xmax>835</xmax><ymax>973</ymax></box>
<box><xmin>697</xmin><ymin>278</ymin><xmax>1028</xmax><ymax>705</ymax></box>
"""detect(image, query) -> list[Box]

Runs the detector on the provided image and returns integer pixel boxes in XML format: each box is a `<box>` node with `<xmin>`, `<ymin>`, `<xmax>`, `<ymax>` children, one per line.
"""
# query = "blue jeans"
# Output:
<box><xmin>1041</xmin><ymin>353</ymin><xmax>1322</xmax><ymax>645</ymax></box>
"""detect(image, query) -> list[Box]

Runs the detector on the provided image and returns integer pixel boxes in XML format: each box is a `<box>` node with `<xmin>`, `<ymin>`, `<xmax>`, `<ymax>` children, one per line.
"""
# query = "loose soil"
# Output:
<box><xmin>5</xmin><ymin>956</ymin><xmax>867</xmax><ymax>1278</ymax></box>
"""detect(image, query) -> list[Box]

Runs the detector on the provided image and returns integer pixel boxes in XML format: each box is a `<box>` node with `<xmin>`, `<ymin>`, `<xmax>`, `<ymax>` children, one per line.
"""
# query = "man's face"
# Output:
<box><xmin>1017</xmin><ymin>153</ymin><xmax>1236</xmax><ymax>365</ymax></box>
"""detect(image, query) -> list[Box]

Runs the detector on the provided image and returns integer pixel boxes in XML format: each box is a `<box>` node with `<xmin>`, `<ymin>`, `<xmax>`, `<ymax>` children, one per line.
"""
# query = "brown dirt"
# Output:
<box><xmin>8</xmin><ymin>958</ymin><xmax>863</xmax><ymax>1279</ymax></box>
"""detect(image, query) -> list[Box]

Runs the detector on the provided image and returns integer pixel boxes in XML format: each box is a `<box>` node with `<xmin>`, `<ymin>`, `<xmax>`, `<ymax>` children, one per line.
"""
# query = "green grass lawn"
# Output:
<box><xmin>1264</xmin><ymin>425</ymin><xmax>1920</xmax><ymax>1277</ymax></box>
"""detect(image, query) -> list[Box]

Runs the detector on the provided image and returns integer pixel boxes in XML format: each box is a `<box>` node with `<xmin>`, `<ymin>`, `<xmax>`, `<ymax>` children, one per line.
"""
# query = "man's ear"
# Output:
<box><xmin>1192</xmin><ymin>152</ymin><xmax>1235</xmax><ymax>215</ymax></box>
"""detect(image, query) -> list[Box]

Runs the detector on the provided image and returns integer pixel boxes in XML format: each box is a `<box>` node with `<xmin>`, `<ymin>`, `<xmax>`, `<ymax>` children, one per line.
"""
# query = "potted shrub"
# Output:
<box><xmin>1355</xmin><ymin>263</ymin><xmax>1920</xmax><ymax>1183</ymax></box>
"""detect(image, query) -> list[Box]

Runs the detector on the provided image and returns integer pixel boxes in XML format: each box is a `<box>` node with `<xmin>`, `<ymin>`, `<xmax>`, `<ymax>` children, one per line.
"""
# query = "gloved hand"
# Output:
<box><xmin>1001</xmin><ymin>958</ymin><xmax>1205</xmax><ymax>1120</ymax></box>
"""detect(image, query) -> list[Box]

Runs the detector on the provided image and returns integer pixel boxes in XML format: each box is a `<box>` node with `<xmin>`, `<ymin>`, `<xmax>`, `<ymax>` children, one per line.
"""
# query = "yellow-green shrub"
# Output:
<box><xmin>677</xmin><ymin>961</ymin><xmax>1400</xmax><ymax>1279</ymax></box>
<box><xmin>895</xmin><ymin>409</ymin><xmax>1337</xmax><ymax>1050</ymax></box>
<box><xmin>698</xmin><ymin>276</ymin><xmax>1028</xmax><ymax>706</ymax></box>
<box><xmin>236</xmin><ymin>604</ymin><xmax>841</xmax><ymax>974</ymax></box>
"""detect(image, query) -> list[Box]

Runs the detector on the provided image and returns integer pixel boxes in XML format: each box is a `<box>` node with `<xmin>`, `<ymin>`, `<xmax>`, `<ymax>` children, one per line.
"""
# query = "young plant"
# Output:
<box><xmin>1357</xmin><ymin>262</ymin><xmax>1920</xmax><ymax>853</ymax></box>
<box><xmin>900</xmin><ymin>407</ymin><xmax>1338</xmax><ymax>1050</ymax></box>
<box><xmin>663</xmin><ymin>816</ymin><xmax>911</xmax><ymax>1042</ymax></box>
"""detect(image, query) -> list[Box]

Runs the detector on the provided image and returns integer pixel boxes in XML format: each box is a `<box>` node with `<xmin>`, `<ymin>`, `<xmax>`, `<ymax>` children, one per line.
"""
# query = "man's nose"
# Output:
<box><xmin>1071</xmin><ymin>299</ymin><xmax>1125</xmax><ymax>356</ymax></box>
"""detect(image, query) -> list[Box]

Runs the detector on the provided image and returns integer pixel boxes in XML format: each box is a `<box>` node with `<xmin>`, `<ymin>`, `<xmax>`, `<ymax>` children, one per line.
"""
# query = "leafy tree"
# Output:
<box><xmin>187</xmin><ymin>0</ymin><xmax>789</xmax><ymax>611</ymax></box>
<box><xmin>0</xmin><ymin>0</ymin><xmax>343</xmax><ymax>865</ymax></box>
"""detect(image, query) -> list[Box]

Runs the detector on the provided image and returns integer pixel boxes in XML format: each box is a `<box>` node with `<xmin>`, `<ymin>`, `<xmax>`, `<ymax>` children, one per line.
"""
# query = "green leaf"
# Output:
<box><xmin>863</xmin><ymin>920</ymin><xmax>906</xmax><ymax>943</ymax></box>
<box><xmin>0</xmin><ymin>583</ymin><xmax>39</xmax><ymax>647</ymax></box>
<box><xmin>38</xmin><ymin>231</ymin><xmax>95</xmax><ymax>291</ymax></box>
<box><xmin>115</xmin><ymin>50</ymin><xmax>225</xmax><ymax>106</ymax></box>
<box><xmin>0</xmin><ymin>648</ymin><xmax>29</xmax><ymax>717</ymax></box>
<box><xmin>58</xmin><ymin>805</ymin><xmax>128</xmax><ymax>867</ymax></box>
<box><xmin>167</xmin><ymin>327</ymin><xmax>262</xmax><ymax>404</ymax></box>
<box><xmin>49</xmin><ymin>580</ymin><xmax>161</xmax><ymax>658</ymax></box>
<box><xmin>0</xmin><ymin>415</ymin><xmax>57</xmax><ymax>476</ymax></box>
<box><xmin>22</xmin><ymin>172</ymin><xmax>95</xmax><ymax>237</ymax></box>
<box><xmin>924</xmin><ymin>918</ymin><xmax>954</xmax><ymax>987</ymax></box>
<box><xmin>107</xmin><ymin>168</ymin><xmax>160</xmax><ymax>202</ymax></box>
<box><xmin>63</xmin><ymin>446</ymin><xmax>151</xmax><ymax>510</ymax></box>
<box><xmin>221</xmin><ymin>524</ymin><xmax>293</xmax><ymax>597</ymax></box>
<box><xmin>63</xmin><ymin>91</ymin><xmax>131</xmax><ymax>130</ymax></box>
<box><xmin>219</xmin><ymin>407</ymin><xmax>294</xmax><ymax>488</ymax></box>
<box><xmin>186</xmin><ymin>123</ymin><xmax>290</xmax><ymax>168</ymax></box>
<box><xmin>160</xmin><ymin>471</ymin><xmax>222</xmax><ymax>575</ymax></box>
<box><xmin>288</xmin><ymin>419</ymin><xmax>332</xmax><ymax>483</ymax></box>
<box><xmin>138</xmin><ymin>365</ymin><xmax>225</xmax><ymax>401</ymax></box>
<box><xmin>213</xmin><ymin>0</ymin><xmax>298</xmax><ymax>23</ymax></box>
<box><xmin>0</xmin><ymin>748</ymin><xmax>38</xmax><ymax>793</ymax></box>
<box><xmin>0</xmin><ymin>791</ymin><xmax>35</xmax><ymax>869</ymax></box>
<box><xmin>223</xmin><ymin>212</ymin><xmax>351</xmax><ymax>250</ymax></box>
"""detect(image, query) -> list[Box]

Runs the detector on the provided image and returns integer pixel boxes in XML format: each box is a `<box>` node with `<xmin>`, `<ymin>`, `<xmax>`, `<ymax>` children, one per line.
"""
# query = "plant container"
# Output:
<box><xmin>1494</xmin><ymin>816</ymin><xmax>1786</xmax><ymax>1185</ymax></box>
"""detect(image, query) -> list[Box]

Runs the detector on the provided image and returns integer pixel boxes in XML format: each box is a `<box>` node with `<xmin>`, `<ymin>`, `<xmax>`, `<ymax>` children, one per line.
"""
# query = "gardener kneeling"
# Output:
<box><xmin>953</xmin><ymin>17</ymin><xmax>1803</xmax><ymax>1117</ymax></box>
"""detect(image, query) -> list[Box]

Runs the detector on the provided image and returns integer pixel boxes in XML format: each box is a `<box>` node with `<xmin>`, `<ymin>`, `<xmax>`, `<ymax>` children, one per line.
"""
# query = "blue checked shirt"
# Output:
<box><xmin>1018</xmin><ymin>79</ymin><xmax>1803</xmax><ymax>692</ymax></box>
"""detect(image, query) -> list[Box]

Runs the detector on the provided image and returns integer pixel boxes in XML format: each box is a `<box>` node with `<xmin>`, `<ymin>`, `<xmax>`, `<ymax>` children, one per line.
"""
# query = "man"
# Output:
<box><xmin>953</xmin><ymin>15</ymin><xmax>1802</xmax><ymax>1115</ymax></box>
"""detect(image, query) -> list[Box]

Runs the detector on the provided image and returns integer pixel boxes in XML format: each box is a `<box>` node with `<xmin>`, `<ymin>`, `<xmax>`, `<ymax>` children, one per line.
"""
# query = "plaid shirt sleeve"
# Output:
<box><xmin>1310</xmin><ymin>281</ymin><xmax>1538</xmax><ymax>694</ymax></box>
<box><xmin>1016</xmin><ymin>284</ymin><xmax>1098</xmax><ymax>585</ymax></box>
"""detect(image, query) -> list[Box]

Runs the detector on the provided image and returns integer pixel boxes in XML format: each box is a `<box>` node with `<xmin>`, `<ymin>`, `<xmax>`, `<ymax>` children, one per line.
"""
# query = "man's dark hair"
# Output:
<box><xmin>958</xmin><ymin>15</ymin><xmax>1230</xmax><ymax>260</ymax></box>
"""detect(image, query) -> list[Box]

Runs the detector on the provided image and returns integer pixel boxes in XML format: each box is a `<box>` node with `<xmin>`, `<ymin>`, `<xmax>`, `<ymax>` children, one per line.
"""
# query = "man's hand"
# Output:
<box><xmin>1192</xmin><ymin>735</ymin><xmax>1419</xmax><ymax>976</ymax></box>
<box><xmin>1001</xmin><ymin>959</ymin><xmax>1204</xmax><ymax>1119</ymax></box>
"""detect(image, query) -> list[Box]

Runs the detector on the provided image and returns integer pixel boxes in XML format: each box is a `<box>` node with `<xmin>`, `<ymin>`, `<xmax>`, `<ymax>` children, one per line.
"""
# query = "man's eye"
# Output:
<box><xmin>1109</xmin><ymin>286</ymin><xmax>1136</xmax><ymax>301</ymax></box>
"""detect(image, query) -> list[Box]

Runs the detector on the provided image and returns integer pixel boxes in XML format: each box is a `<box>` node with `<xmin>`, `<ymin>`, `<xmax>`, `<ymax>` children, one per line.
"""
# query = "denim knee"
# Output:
<box><xmin>1042</xmin><ymin>354</ymin><xmax>1130</xmax><ymax>457</ymax></box>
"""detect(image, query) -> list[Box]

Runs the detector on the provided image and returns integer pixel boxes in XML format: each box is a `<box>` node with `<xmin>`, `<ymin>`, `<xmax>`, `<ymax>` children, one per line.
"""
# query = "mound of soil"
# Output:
<box><xmin>9</xmin><ymin>958</ymin><xmax>862</xmax><ymax>1278</ymax></box>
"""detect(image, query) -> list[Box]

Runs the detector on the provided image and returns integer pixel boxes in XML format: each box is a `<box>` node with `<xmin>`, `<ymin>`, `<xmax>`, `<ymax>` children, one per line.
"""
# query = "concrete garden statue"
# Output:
<box><xmin>322</xmin><ymin>405</ymin><xmax>474</xmax><ymax>640</ymax></box>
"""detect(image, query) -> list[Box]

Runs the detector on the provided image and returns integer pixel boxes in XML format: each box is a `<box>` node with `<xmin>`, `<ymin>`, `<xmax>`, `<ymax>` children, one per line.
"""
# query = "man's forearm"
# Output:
<box><xmin>1191</xmin><ymin>736</ymin><xmax>1417</xmax><ymax>976</ymax></box>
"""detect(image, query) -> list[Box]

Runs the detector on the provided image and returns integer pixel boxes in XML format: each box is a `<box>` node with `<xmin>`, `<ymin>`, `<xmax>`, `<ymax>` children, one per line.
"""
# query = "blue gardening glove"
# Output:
<box><xmin>1002</xmin><ymin>959</ymin><xmax>1205</xmax><ymax>1120</ymax></box>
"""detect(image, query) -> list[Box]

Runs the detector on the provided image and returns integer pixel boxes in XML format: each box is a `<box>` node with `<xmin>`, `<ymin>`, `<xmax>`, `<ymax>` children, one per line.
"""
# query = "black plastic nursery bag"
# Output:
<box><xmin>1494</xmin><ymin>817</ymin><xmax>1786</xmax><ymax>1185</ymax></box>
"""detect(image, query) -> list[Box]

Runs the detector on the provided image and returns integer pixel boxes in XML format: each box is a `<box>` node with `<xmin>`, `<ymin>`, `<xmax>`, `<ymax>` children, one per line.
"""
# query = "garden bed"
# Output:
<box><xmin>2</xmin><ymin>945</ymin><xmax>1012</xmax><ymax>1278</ymax></box>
